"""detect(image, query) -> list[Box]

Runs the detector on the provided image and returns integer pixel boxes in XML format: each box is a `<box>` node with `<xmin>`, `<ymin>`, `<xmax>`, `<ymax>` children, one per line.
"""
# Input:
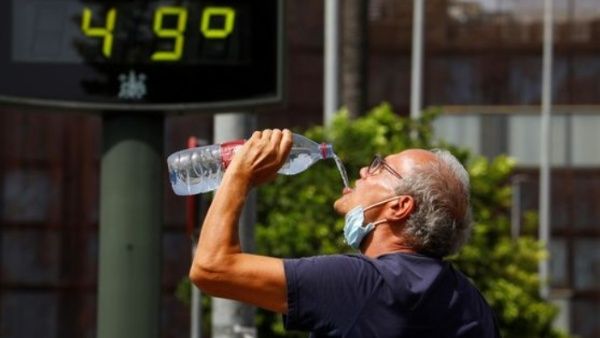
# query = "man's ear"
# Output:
<box><xmin>386</xmin><ymin>195</ymin><xmax>414</xmax><ymax>221</ymax></box>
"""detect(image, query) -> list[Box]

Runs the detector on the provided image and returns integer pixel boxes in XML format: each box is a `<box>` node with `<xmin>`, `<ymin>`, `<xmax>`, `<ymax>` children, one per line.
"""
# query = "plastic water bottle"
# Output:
<box><xmin>167</xmin><ymin>133</ymin><xmax>344</xmax><ymax>195</ymax></box>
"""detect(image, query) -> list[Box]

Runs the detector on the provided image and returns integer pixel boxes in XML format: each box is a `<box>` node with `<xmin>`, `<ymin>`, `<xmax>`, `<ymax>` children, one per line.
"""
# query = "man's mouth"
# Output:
<box><xmin>342</xmin><ymin>187</ymin><xmax>353</xmax><ymax>195</ymax></box>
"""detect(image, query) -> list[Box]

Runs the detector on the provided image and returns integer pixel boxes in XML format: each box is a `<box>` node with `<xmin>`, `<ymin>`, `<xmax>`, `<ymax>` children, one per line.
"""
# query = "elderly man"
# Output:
<box><xmin>189</xmin><ymin>129</ymin><xmax>500</xmax><ymax>337</ymax></box>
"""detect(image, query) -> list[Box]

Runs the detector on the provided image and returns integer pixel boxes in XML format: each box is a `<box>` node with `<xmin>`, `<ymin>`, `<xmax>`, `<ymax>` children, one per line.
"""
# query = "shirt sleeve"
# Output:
<box><xmin>283</xmin><ymin>254</ymin><xmax>381</xmax><ymax>335</ymax></box>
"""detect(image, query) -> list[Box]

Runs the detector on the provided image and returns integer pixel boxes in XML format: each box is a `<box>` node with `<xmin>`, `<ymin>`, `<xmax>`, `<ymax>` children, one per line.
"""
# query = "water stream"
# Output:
<box><xmin>332</xmin><ymin>154</ymin><xmax>350</xmax><ymax>189</ymax></box>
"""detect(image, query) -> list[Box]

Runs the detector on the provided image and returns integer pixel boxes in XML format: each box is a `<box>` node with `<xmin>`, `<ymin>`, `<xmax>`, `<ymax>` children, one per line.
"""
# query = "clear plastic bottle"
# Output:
<box><xmin>167</xmin><ymin>133</ymin><xmax>340</xmax><ymax>195</ymax></box>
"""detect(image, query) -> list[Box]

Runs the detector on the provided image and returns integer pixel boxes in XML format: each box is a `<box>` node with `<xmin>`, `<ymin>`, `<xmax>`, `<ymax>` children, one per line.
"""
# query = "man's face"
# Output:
<box><xmin>333</xmin><ymin>153</ymin><xmax>405</xmax><ymax>216</ymax></box>
<box><xmin>333</xmin><ymin>149</ymin><xmax>437</xmax><ymax>216</ymax></box>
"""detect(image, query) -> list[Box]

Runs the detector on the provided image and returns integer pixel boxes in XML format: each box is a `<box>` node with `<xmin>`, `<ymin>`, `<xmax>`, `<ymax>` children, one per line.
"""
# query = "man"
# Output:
<box><xmin>189</xmin><ymin>129</ymin><xmax>500</xmax><ymax>337</ymax></box>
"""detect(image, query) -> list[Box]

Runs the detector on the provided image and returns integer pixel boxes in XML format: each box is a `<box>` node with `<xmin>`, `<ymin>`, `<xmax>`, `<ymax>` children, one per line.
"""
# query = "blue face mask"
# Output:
<box><xmin>343</xmin><ymin>197</ymin><xmax>399</xmax><ymax>250</ymax></box>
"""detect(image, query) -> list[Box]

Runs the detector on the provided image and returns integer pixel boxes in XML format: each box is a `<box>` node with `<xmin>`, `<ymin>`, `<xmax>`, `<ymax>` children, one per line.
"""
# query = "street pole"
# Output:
<box><xmin>191</xmin><ymin>242</ymin><xmax>202</xmax><ymax>338</ymax></box>
<box><xmin>211</xmin><ymin>113</ymin><xmax>257</xmax><ymax>338</ymax></box>
<box><xmin>324</xmin><ymin>0</ymin><xmax>340</xmax><ymax>127</ymax></box>
<box><xmin>188</xmin><ymin>136</ymin><xmax>204</xmax><ymax>338</ymax></box>
<box><xmin>98</xmin><ymin>113</ymin><xmax>163</xmax><ymax>338</ymax></box>
<box><xmin>410</xmin><ymin>0</ymin><xmax>425</xmax><ymax>120</ymax></box>
<box><xmin>539</xmin><ymin>0</ymin><xmax>554</xmax><ymax>300</ymax></box>
<box><xmin>511</xmin><ymin>175</ymin><xmax>525</xmax><ymax>240</ymax></box>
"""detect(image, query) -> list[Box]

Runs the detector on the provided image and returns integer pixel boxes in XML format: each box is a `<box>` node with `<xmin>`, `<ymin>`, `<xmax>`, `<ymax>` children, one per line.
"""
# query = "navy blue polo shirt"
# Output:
<box><xmin>283</xmin><ymin>253</ymin><xmax>500</xmax><ymax>338</ymax></box>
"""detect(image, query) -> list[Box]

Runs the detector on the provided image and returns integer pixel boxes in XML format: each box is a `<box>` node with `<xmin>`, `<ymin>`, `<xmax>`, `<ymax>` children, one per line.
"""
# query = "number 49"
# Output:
<box><xmin>81</xmin><ymin>6</ymin><xmax>236</xmax><ymax>61</ymax></box>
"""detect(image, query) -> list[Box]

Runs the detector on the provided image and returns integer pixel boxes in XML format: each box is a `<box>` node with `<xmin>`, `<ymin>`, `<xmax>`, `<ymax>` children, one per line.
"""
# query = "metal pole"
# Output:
<box><xmin>185</xmin><ymin>137</ymin><xmax>203</xmax><ymax>338</ymax></box>
<box><xmin>511</xmin><ymin>175</ymin><xmax>524</xmax><ymax>240</ymax></box>
<box><xmin>539</xmin><ymin>0</ymin><xmax>554</xmax><ymax>300</ymax></box>
<box><xmin>211</xmin><ymin>113</ymin><xmax>257</xmax><ymax>338</ymax></box>
<box><xmin>324</xmin><ymin>0</ymin><xmax>340</xmax><ymax>127</ymax></box>
<box><xmin>410</xmin><ymin>0</ymin><xmax>425</xmax><ymax>120</ymax></box>
<box><xmin>98</xmin><ymin>113</ymin><xmax>163</xmax><ymax>338</ymax></box>
<box><xmin>191</xmin><ymin>243</ymin><xmax>202</xmax><ymax>338</ymax></box>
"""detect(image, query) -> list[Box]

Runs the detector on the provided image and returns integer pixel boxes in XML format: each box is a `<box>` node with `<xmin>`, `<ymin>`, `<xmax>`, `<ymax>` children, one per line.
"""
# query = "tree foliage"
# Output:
<box><xmin>255</xmin><ymin>103</ymin><xmax>571</xmax><ymax>338</ymax></box>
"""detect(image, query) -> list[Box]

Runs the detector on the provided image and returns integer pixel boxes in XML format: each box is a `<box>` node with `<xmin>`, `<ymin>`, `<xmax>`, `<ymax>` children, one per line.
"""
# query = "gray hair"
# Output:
<box><xmin>394</xmin><ymin>149</ymin><xmax>472</xmax><ymax>257</ymax></box>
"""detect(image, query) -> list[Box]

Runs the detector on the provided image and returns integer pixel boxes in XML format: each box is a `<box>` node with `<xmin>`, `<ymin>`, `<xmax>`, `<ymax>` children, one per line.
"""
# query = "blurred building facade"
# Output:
<box><xmin>0</xmin><ymin>0</ymin><xmax>599</xmax><ymax>337</ymax></box>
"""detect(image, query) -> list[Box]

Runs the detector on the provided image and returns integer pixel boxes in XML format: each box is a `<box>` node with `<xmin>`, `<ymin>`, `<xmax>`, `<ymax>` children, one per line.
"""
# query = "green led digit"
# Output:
<box><xmin>151</xmin><ymin>7</ymin><xmax>188</xmax><ymax>61</ymax></box>
<box><xmin>201</xmin><ymin>7</ymin><xmax>236</xmax><ymax>39</ymax></box>
<box><xmin>81</xmin><ymin>7</ymin><xmax>116</xmax><ymax>58</ymax></box>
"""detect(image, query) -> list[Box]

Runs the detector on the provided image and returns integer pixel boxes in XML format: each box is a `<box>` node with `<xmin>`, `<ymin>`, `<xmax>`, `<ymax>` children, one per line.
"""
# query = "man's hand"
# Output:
<box><xmin>226</xmin><ymin>129</ymin><xmax>293</xmax><ymax>187</ymax></box>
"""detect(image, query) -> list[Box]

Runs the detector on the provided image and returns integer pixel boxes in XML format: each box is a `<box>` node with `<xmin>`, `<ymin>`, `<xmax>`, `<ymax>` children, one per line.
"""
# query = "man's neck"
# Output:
<box><xmin>360</xmin><ymin>226</ymin><xmax>416</xmax><ymax>258</ymax></box>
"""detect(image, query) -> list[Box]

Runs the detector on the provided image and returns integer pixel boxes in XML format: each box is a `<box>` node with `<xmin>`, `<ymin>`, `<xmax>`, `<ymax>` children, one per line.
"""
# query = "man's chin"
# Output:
<box><xmin>333</xmin><ymin>187</ymin><xmax>355</xmax><ymax>214</ymax></box>
<box><xmin>333</xmin><ymin>196</ymin><xmax>349</xmax><ymax>215</ymax></box>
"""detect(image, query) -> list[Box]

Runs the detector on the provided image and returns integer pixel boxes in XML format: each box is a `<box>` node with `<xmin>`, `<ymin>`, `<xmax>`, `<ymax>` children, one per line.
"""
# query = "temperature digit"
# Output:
<box><xmin>81</xmin><ymin>8</ymin><xmax>117</xmax><ymax>58</ymax></box>
<box><xmin>151</xmin><ymin>7</ymin><xmax>188</xmax><ymax>62</ymax></box>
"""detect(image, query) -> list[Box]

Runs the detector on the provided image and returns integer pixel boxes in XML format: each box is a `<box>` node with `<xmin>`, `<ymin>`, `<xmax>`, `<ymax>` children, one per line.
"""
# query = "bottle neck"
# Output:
<box><xmin>319</xmin><ymin>143</ymin><xmax>334</xmax><ymax>159</ymax></box>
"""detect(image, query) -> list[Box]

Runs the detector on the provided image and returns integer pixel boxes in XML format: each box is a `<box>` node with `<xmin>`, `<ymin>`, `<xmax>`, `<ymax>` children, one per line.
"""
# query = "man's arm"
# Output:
<box><xmin>189</xmin><ymin>129</ymin><xmax>292</xmax><ymax>314</ymax></box>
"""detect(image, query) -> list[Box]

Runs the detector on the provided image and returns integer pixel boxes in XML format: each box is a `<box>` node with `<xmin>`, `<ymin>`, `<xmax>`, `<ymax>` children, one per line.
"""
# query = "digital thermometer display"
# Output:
<box><xmin>0</xmin><ymin>0</ymin><xmax>282</xmax><ymax>110</ymax></box>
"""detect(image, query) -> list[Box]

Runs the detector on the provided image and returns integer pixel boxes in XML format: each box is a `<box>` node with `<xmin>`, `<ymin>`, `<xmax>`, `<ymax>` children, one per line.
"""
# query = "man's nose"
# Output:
<box><xmin>359</xmin><ymin>166</ymin><xmax>369</xmax><ymax>178</ymax></box>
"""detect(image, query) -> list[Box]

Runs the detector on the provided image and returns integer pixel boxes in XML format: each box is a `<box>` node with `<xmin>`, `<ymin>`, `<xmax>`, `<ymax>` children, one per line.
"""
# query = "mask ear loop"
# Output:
<box><xmin>363</xmin><ymin>196</ymin><xmax>400</xmax><ymax>212</ymax></box>
<box><xmin>371</xmin><ymin>219</ymin><xmax>388</xmax><ymax>227</ymax></box>
<box><xmin>362</xmin><ymin>196</ymin><xmax>400</xmax><ymax>228</ymax></box>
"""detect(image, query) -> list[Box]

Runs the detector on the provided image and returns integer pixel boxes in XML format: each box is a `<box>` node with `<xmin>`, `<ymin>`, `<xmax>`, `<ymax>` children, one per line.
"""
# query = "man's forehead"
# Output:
<box><xmin>386</xmin><ymin>149</ymin><xmax>436</xmax><ymax>174</ymax></box>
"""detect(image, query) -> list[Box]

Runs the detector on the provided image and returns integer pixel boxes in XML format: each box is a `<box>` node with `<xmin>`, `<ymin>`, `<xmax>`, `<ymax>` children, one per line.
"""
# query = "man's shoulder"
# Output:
<box><xmin>284</xmin><ymin>253</ymin><xmax>378</xmax><ymax>273</ymax></box>
<box><xmin>284</xmin><ymin>252</ymin><xmax>447</xmax><ymax>276</ymax></box>
<box><xmin>283</xmin><ymin>253</ymin><xmax>386</xmax><ymax>294</ymax></box>
<box><xmin>285</xmin><ymin>253</ymin><xmax>376</xmax><ymax>264</ymax></box>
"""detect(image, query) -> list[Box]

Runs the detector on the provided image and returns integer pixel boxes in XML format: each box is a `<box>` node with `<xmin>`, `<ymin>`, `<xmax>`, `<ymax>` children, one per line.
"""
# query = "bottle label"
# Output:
<box><xmin>221</xmin><ymin>140</ymin><xmax>245</xmax><ymax>168</ymax></box>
